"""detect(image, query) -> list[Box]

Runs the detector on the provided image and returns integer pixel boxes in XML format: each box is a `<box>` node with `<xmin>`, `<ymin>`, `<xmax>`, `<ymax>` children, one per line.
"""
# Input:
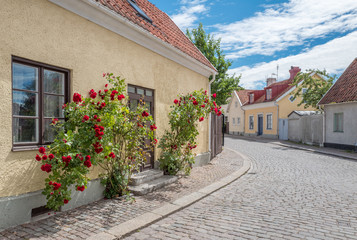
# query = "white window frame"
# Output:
<box><xmin>266</xmin><ymin>113</ymin><xmax>273</xmax><ymax>130</ymax></box>
<box><xmin>232</xmin><ymin>117</ymin><xmax>235</xmax><ymax>125</ymax></box>
<box><xmin>249</xmin><ymin>94</ymin><xmax>254</xmax><ymax>103</ymax></box>
<box><xmin>333</xmin><ymin>112</ymin><xmax>343</xmax><ymax>132</ymax></box>
<box><xmin>249</xmin><ymin>115</ymin><xmax>254</xmax><ymax>130</ymax></box>
<box><xmin>237</xmin><ymin>117</ymin><xmax>241</xmax><ymax>125</ymax></box>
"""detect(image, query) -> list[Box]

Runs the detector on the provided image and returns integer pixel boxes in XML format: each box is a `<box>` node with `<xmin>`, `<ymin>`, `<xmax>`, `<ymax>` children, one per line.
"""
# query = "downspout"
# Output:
<box><xmin>274</xmin><ymin>101</ymin><xmax>279</xmax><ymax>139</ymax></box>
<box><xmin>208</xmin><ymin>74</ymin><xmax>216</xmax><ymax>157</ymax></box>
<box><xmin>319</xmin><ymin>105</ymin><xmax>325</xmax><ymax>147</ymax></box>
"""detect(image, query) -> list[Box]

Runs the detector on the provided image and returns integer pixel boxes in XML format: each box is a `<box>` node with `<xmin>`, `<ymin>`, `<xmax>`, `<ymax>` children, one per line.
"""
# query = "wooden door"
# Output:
<box><xmin>258</xmin><ymin>115</ymin><xmax>263</xmax><ymax>135</ymax></box>
<box><xmin>128</xmin><ymin>85</ymin><xmax>154</xmax><ymax>169</ymax></box>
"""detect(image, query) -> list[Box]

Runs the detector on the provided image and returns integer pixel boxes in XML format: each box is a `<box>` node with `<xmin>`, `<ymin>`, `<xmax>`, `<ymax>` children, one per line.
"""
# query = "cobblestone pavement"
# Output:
<box><xmin>0</xmin><ymin>148</ymin><xmax>243</xmax><ymax>240</ymax></box>
<box><xmin>126</xmin><ymin>137</ymin><xmax>357</xmax><ymax>240</ymax></box>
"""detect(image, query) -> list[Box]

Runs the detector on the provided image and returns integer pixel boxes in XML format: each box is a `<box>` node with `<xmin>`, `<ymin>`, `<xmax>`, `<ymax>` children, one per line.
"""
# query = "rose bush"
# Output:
<box><xmin>158</xmin><ymin>90</ymin><xmax>221</xmax><ymax>175</ymax></box>
<box><xmin>36</xmin><ymin>73</ymin><xmax>156</xmax><ymax>210</ymax></box>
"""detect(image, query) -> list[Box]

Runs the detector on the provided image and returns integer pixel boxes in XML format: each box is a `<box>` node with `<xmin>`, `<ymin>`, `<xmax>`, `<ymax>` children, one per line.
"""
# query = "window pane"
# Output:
<box><xmin>128</xmin><ymin>86</ymin><xmax>135</xmax><ymax>93</ymax></box>
<box><xmin>137</xmin><ymin>88</ymin><xmax>144</xmax><ymax>95</ymax></box>
<box><xmin>13</xmin><ymin>118</ymin><xmax>38</xmax><ymax>143</ymax></box>
<box><xmin>130</xmin><ymin>99</ymin><xmax>138</xmax><ymax>111</ymax></box>
<box><xmin>13</xmin><ymin>91</ymin><xmax>38</xmax><ymax>116</ymax></box>
<box><xmin>44</xmin><ymin>70</ymin><xmax>64</xmax><ymax>94</ymax></box>
<box><xmin>44</xmin><ymin>119</ymin><xmax>63</xmax><ymax>142</ymax></box>
<box><xmin>12</xmin><ymin>63</ymin><xmax>38</xmax><ymax>91</ymax></box>
<box><xmin>146</xmin><ymin>90</ymin><xmax>153</xmax><ymax>97</ymax></box>
<box><xmin>44</xmin><ymin>95</ymin><xmax>64</xmax><ymax>118</ymax></box>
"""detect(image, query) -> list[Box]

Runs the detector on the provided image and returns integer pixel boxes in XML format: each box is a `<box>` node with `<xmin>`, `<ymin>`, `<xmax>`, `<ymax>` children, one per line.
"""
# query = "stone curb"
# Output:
<box><xmin>272</xmin><ymin>142</ymin><xmax>357</xmax><ymax>161</ymax></box>
<box><xmin>86</xmin><ymin>148</ymin><xmax>252</xmax><ymax>240</ymax></box>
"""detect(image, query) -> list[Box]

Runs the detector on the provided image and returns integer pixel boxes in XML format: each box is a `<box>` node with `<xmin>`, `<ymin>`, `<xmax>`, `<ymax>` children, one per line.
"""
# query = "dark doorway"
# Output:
<box><xmin>128</xmin><ymin>85</ymin><xmax>154</xmax><ymax>169</ymax></box>
<box><xmin>258</xmin><ymin>114</ymin><xmax>263</xmax><ymax>136</ymax></box>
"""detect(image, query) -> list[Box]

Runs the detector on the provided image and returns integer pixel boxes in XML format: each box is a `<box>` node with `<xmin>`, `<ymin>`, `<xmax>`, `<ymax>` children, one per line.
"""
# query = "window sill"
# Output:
<box><xmin>333</xmin><ymin>131</ymin><xmax>344</xmax><ymax>133</ymax></box>
<box><xmin>12</xmin><ymin>145</ymin><xmax>43</xmax><ymax>152</ymax></box>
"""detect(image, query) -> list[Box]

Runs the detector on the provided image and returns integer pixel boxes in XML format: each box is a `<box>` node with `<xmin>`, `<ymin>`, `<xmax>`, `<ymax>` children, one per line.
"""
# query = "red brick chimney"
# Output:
<box><xmin>289</xmin><ymin>66</ymin><xmax>301</xmax><ymax>80</ymax></box>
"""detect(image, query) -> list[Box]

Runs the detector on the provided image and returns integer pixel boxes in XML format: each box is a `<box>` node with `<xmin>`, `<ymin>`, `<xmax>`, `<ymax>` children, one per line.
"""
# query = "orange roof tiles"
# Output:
<box><xmin>95</xmin><ymin>0</ymin><xmax>216</xmax><ymax>71</ymax></box>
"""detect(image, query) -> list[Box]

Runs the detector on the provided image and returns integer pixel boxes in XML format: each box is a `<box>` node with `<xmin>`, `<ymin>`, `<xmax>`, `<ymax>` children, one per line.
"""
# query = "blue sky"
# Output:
<box><xmin>150</xmin><ymin>0</ymin><xmax>357</xmax><ymax>89</ymax></box>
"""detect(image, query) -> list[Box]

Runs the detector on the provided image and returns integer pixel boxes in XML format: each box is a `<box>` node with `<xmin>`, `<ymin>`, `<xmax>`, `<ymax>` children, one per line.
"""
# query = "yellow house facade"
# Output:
<box><xmin>0</xmin><ymin>0</ymin><xmax>216</xmax><ymax>230</ymax></box>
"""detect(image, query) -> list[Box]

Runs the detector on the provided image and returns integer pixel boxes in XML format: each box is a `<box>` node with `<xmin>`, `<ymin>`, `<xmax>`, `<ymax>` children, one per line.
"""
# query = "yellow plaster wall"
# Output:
<box><xmin>244</xmin><ymin>106</ymin><xmax>278</xmax><ymax>135</ymax></box>
<box><xmin>0</xmin><ymin>0</ymin><xmax>209</xmax><ymax>197</ymax></box>
<box><xmin>227</xmin><ymin>94</ymin><xmax>245</xmax><ymax>133</ymax></box>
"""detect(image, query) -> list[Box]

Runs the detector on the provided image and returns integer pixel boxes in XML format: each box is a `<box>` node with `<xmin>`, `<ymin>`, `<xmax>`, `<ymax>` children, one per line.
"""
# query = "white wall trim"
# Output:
<box><xmin>266</xmin><ymin>113</ymin><xmax>273</xmax><ymax>130</ymax></box>
<box><xmin>49</xmin><ymin>0</ymin><xmax>217</xmax><ymax>78</ymax></box>
<box><xmin>242</xmin><ymin>101</ymin><xmax>275</xmax><ymax>110</ymax></box>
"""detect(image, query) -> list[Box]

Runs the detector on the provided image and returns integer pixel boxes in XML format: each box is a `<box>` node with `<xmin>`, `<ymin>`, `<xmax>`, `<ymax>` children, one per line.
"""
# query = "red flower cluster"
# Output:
<box><xmin>174</xmin><ymin>99</ymin><xmax>179</xmax><ymax>104</ymax></box>
<box><xmin>73</xmin><ymin>93</ymin><xmax>82</xmax><ymax>103</ymax></box>
<box><xmin>150</xmin><ymin>124</ymin><xmax>157</xmax><ymax>131</ymax></box>
<box><xmin>89</xmin><ymin>89</ymin><xmax>97</xmax><ymax>99</ymax></box>
<box><xmin>109</xmin><ymin>152</ymin><xmax>115</xmax><ymax>159</ymax></box>
<box><xmin>41</xmin><ymin>163</ymin><xmax>52</xmax><ymax>173</ymax></box>
<box><xmin>62</xmin><ymin>104</ymin><xmax>67</xmax><ymax>109</ymax></box>
<box><xmin>193</xmin><ymin>100</ymin><xmax>198</xmax><ymax>105</ymax></box>
<box><xmin>117</xmin><ymin>94</ymin><xmax>125</xmax><ymax>101</ymax></box>
<box><xmin>52</xmin><ymin>118</ymin><xmax>58</xmax><ymax>125</ymax></box>
<box><xmin>77</xmin><ymin>185</ymin><xmax>85</xmax><ymax>192</ymax></box>
<box><xmin>50</xmin><ymin>182</ymin><xmax>61</xmax><ymax>190</ymax></box>
<box><xmin>76</xmin><ymin>154</ymin><xmax>84</xmax><ymax>161</ymax></box>
<box><xmin>153</xmin><ymin>139</ymin><xmax>158</xmax><ymax>145</ymax></box>
<box><xmin>49</xmin><ymin>154</ymin><xmax>54</xmax><ymax>160</ymax></box>
<box><xmin>201</xmin><ymin>104</ymin><xmax>205</xmax><ymax>108</ymax></box>
<box><xmin>42</xmin><ymin>155</ymin><xmax>48</xmax><ymax>160</ymax></box>
<box><xmin>96</xmin><ymin>101</ymin><xmax>106</xmax><ymax>110</ymax></box>
<box><xmin>94</xmin><ymin>124</ymin><xmax>104</xmax><ymax>140</ymax></box>
<box><xmin>110</xmin><ymin>90</ymin><xmax>119</xmax><ymax>100</ymax></box>
<box><xmin>84</xmin><ymin>159</ymin><xmax>92</xmax><ymax>168</ymax></box>
<box><xmin>82</xmin><ymin>115</ymin><xmax>90</xmax><ymax>122</ymax></box>
<box><xmin>212</xmin><ymin>93</ymin><xmax>217</xmax><ymax>98</ymax></box>
<box><xmin>35</xmin><ymin>154</ymin><xmax>41</xmax><ymax>161</ymax></box>
<box><xmin>142</xmin><ymin>111</ymin><xmax>149</xmax><ymax>117</ymax></box>
<box><xmin>39</xmin><ymin>147</ymin><xmax>46</xmax><ymax>154</ymax></box>
<box><xmin>171</xmin><ymin>145</ymin><xmax>178</xmax><ymax>150</ymax></box>
<box><xmin>93</xmin><ymin>142</ymin><xmax>103</xmax><ymax>154</ymax></box>
<box><xmin>199</xmin><ymin>117</ymin><xmax>204</xmax><ymax>122</ymax></box>
<box><xmin>64</xmin><ymin>199</ymin><xmax>69</xmax><ymax>204</ymax></box>
<box><xmin>188</xmin><ymin>143</ymin><xmax>197</xmax><ymax>150</ymax></box>
<box><xmin>62</xmin><ymin>156</ymin><xmax>72</xmax><ymax>167</ymax></box>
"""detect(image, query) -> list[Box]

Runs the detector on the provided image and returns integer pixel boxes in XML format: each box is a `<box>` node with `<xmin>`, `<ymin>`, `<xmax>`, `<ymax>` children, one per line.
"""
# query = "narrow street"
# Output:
<box><xmin>125</xmin><ymin>136</ymin><xmax>357</xmax><ymax>240</ymax></box>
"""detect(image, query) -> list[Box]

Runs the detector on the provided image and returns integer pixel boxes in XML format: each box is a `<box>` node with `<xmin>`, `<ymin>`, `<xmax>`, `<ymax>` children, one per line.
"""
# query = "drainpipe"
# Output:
<box><xmin>319</xmin><ymin>105</ymin><xmax>325</xmax><ymax>147</ymax></box>
<box><xmin>274</xmin><ymin>101</ymin><xmax>279</xmax><ymax>139</ymax></box>
<box><xmin>209</xmin><ymin>74</ymin><xmax>216</xmax><ymax>157</ymax></box>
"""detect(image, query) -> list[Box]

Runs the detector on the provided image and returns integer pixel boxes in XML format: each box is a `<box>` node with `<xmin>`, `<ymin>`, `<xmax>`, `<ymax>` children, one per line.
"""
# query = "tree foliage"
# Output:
<box><xmin>291</xmin><ymin>69</ymin><xmax>335</xmax><ymax>109</ymax></box>
<box><xmin>186</xmin><ymin>23</ymin><xmax>241</xmax><ymax>105</ymax></box>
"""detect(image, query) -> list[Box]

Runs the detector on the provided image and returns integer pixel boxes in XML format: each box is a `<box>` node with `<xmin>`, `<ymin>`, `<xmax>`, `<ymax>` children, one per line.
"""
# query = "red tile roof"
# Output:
<box><xmin>319</xmin><ymin>58</ymin><xmax>357</xmax><ymax>105</ymax></box>
<box><xmin>236</xmin><ymin>89</ymin><xmax>251</xmax><ymax>105</ymax></box>
<box><xmin>95</xmin><ymin>0</ymin><xmax>216</xmax><ymax>71</ymax></box>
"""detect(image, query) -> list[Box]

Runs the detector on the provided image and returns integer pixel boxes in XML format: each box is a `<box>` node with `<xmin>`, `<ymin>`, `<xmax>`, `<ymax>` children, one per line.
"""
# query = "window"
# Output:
<box><xmin>249</xmin><ymin>116</ymin><xmax>254</xmax><ymax>129</ymax></box>
<box><xmin>235</xmin><ymin>101</ymin><xmax>238</xmax><ymax>108</ymax></box>
<box><xmin>12</xmin><ymin>57</ymin><xmax>69</xmax><ymax>149</ymax></box>
<box><xmin>333</xmin><ymin>113</ymin><xmax>343</xmax><ymax>132</ymax></box>
<box><xmin>249</xmin><ymin>94</ymin><xmax>254</xmax><ymax>103</ymax></box>
<box><xmin>289</xmin><ymin>95</ymin><xmax>295</xmax><ymax>102</ymax></box>
<box><xmin>266</xmin><ymin>114</ymin><xmax>272</xmax><ymax>130</ymax></box>
<box><xmin>266</xmin><ymin>89</ymin><xmax>272</xmax><ymax>100</ymax></box>
<box><xmin>237</xmin><ymin>117</ymin><xmax>241</xmax><ymax>125</ymax></box>
<box><xmin>232</xmin><ymin>118</ymin><xmax>235</xmax><ymax>125</ymax></box>
<box><xmin>127</xmin><ymin>0</ymin><xmax>152</xmax><ymax>23</ymax></box>
<box><xmin>302</xmin><ymin>88</ymin><xmax>308</xmax><ymax>95</ymax></box>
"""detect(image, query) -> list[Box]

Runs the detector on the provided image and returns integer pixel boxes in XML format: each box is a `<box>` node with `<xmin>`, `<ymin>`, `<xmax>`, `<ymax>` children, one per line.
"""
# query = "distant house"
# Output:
<box><xmin>288</xmin><ymin>111</ymin><xmax>322</xmax><ymax>145</ymax></box>
<box><xmin>0</xmin><ymin>0</ymin><xmax>216</xmax><ymax>230</ymax></box>
<box><xmin>226</xmin><ymin>90</ymin><xmax>251</xmax><ymax>135</ymax></box>
<box><xmin>241</xmin><ymin>67</ymin><xmax>321</xmax><ymax>139</ymax></box>
<box><xmin>319</xmin><ymin>58</ymin><xmax>357</xmax><ymax>151</ymax></box>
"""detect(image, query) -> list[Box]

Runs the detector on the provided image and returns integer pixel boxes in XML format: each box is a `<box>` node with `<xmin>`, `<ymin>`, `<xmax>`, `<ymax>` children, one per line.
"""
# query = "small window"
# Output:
<box><xmin>333</xmin><ymin>113</ymin><xmax>343</xmax><ymax>132</ymax></box>
<box><xmin>266</xmin><ymin>89</ymin><xmax>272</xmax><ymax>100</ymax></box>
<box><xmin>235</xmin><ymin>101</ymin><xmax>238</xmax><ymax>108</ymax></box>
<box><xmin>232</xmin><ymin>118</ymin><xmax>235</xmax><ymax>125</ymax></box>
<box><xmin>249</xmin><ymin>116</ymin><xmax>254</xmax><ymax>130</ymax></box>
<box><xmin>302</xmin><ymin>88</ymin><xmax>308</xmax><ymax>95</ymax></box>
<box><xmin>249</xmin><ymin>94</ymin><xmax>254</xmax><ymax>103</ymax></box>
<box><xmin>289</xmin><ymin>95</ymin><xmax>295</xmax><ymax>102</ymax></box>
<box><xmin>12</xmin><ymin>57</ymin><xmax>69</xmax><ymax>149</ymax></box>
<box><xmin>127</xmin><ymin>0</ymin><xmax>152</xmax><ymax>23</ymax></box>
<box><xmin>237</xmin><ymin>117</ymin><xmax>241</xmax><ymax>125</ymax></box>
<box><xmin>266</xmin><ymin>114</ymin><xmax>272</xmax><ymax>130</ymax></box>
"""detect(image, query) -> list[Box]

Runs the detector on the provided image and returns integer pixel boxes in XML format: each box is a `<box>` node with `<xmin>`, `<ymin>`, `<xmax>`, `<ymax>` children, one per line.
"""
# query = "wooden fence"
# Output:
<box><xmin>210</xmin><ymin>113</ymin><xmax>223</xmax><ymax>159</ymax></box>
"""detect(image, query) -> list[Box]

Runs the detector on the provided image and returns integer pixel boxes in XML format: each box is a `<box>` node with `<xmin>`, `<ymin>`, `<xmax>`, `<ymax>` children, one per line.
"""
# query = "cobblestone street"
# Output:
<box><xmin>126</xmin><ymin>136</ymin><xmax>357</xmax><ymax>240</ymax></box>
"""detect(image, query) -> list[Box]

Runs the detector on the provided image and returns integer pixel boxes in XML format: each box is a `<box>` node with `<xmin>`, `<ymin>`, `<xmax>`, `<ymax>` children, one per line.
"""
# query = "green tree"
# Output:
<box><xmin>186</xmin><ymin>23</ymin><xmax>241</xmax><ymax>105</ymax></box>
<box><xmin>291</xmin><ymin>69</ymin><xmax>335</xmax><ymax>109</ymax></box>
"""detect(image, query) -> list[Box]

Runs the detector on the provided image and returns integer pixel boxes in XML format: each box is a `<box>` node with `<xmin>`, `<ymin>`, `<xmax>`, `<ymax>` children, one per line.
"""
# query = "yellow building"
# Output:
<box><xmin>0</xmin><ymin>0</ymin><xmax>217</xmax><ymax>230</ymax></box>
<box><xmin>242</xmin><ymin>67</ymin><xmax>320</xmax><ymax>139</ymax></box>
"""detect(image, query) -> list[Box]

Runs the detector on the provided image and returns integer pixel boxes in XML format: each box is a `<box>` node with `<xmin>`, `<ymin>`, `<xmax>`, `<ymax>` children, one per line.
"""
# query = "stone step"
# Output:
<box><xmin>128</xmin><ymin>175</ymin><xmax>178</xmax><ymax>196</ymax></box>
<box><xmin>129</xmin><ymin>169</ymin><xmax>164</xmax><ymax>186</ymax></box>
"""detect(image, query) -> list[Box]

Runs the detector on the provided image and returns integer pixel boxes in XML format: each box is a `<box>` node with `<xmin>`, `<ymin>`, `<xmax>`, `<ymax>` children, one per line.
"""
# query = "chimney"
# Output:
<box><xmin>266</xmin><ymin>77</ymin><xmax>276</xmax><ymax>87</ymax></box>
<box><xmin>289</xmin><ymin>66</ymin><xmax>301</xmax><ymax>80</ymax></box>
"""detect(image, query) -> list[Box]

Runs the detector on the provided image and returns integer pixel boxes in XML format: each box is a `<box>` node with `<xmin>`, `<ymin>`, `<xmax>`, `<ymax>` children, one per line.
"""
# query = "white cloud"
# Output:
<box><xmin>228</xmin><ymin>31</ymin><xmax>357</xmax><ymax>89</ymax></box>
<box><xmin>213</xmin><ymin>0</ymin><xmax>357</xmax><ymax>59</ymax></box>
<box><xmin>171</xmin><ymin>0</ymin><xmax>208</xmax><ymax>30</ymax></box>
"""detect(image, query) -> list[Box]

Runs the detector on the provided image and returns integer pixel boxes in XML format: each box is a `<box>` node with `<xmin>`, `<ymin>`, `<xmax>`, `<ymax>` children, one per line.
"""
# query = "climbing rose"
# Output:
<box><xmin>142</xmin><ymin>111</ymin><xmax>149</xmax><ymax>117</ymax></box>
<box><xmin>41</xmin><ymin>164</ymin><xmax>52</xmax><ymax>173</ymax></box>
<box><xmin>174</xmin><ymin>99</ymin><xmax>179</xmax><ymax>104</ymax></box>
<box><xmin>193</xmin><ymin>100</ymin><xmax>198</xmax><ymax>105</ymax></box>
<box><xmin>39</xmin><ymin>147</ymin><xmax>46</xmax><ymax>154</ymax></box>
<box><xmin>103</xmin><ymin>73</ymin><xmax>106</xmax><ymax>77</ymax></box>
<box><xmin>212</xmin><ymin>93</ymin><xmax>216</xmax><ymax>98</ymax></box>
<box><xmin>109</xmin><ymin>152</ymin><xmax>115</xmax><ymax>158</ymax></box>
<box><xmin>52</xmin><ymin>182</ymin><xmax>61</xmax><ymax>190</ymax></box>
<box><xmin>42</xmin><ymin>155</ymin><xmax>48</xmax><ymax>160</ymax></box>
<box><xmin>82</xmin><ymin>115</ymin><xmax>90</xmax><ymax>122</ymax></box>
<box><xmin>73</xmin><ymin>93</ymin><xmax>82</xmax><ymax>103</ymax></box>
<box><xmin>199</xmin><ymin>117</ymin><xmax>204</xmax><ymax>122</ymax></box>
<box><xmin>52</xmin><ymin>118</ymin><xmax>58</xmax><ymax>124</ymax></box>
<box><xmin>105</xmin><ymin>84</ymin><xmax>108</xmax><ymax>87</ymax></box>
<box><xmin>217</xmin><ymin>111</ymin><xmax>222</xmax><ymax>116</ymax></box>
<box><xmin>84</xmin><ymin>159</ymin><xmax>92</xmax><ymax>168</ymax></box>
<box><xmin>201</xmin><ymin>104</ymin><xmax>205</xmax><ymax>108</ymax></box>
<box><xmin>35</xmin><ymin>154</ymin><xmax>41</xmax><ymax>161</ymax></box>
<box><xmin>77</xmin><ymin>186</ymin><xmax>85</xmax><ymax>192</ymax></box>
<box><xmin>153</xmin><ymin>139</ymin><xmax>158</xmax><ymax>144</ymax></box>
<box><xmin>150</xmin><ymin>124</ymin><xmax>157</xmax><ymax>131</ymax></box>
<box><xmin>64</xmin><ymin>199</ymin><xmax>69</xmax><ymax>204</ymax></box>
<box><xmin>49</xmin><ymin>154</ymin><xmax>54</xmax><ymax>159</ymax></box>
<box><xmin>89</xmin><ymin>89</ymin><xmax>97</xmax><ymax>99</ymax></box>
<box><xmin>118</xmin><ymin>94</ymin><xmax>125</xmax><ymax>100</ymax></box>
<box><xmin>85</xmin><ymin>155</ymin><xmax>91</xmax><ymax>161</ymax></box>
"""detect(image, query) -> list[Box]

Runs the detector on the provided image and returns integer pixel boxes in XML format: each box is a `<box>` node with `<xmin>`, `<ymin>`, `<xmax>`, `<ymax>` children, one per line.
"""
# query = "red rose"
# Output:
<box><xmin>142</xmin><ymin>111</ymin><xmax>149</xmax><ymax>117</ymax></box>
<box><xmin>52</xmin><ymin>118</ymin><xmax>58</xmax><ymax>125</ymax></box>
<box><xmin>109</xmin><ymin>152</ymin><xmax>115</xmax><ymax>158</ymax></box>
<box><xmin>214</xmin><ymin>108</ymin><xmax>218</xmax><ymax>114</ymax></box>
<box><xmin>49</xmin><ymin>181</ymin><xmax>53</xmax><ymax>185</ymax></box>
<box><xmin>118</xmin><ymin>94</ymin><xmax>125</xmax><ymax>100</ymax></box>
<box><xmin>84</xmin><ymin>160</ymin><xmax>92</xmax><ymax>168</ymax></box>
<box><xmin>212</xmin><ymin>93</ymin><xmax>217</xmax><ymax>98</ymax></box>
<box><xmin>171</xmin><ymin>145</ymin><xmax>178</xmax><ymax>150</ymax></box>
<box><xmin>50</xmin><ymin>192</ymin><xmax>53</xmax><ymax>195</ymax></box>
<box><xmin>150</xmin><ymin>124</ymin><xmax>157</xmax><ymax>131</ymax></box>
<box><xmin>153</xmin><ymin>139</ymin><xmax>158</xmax><ymax>145</ymax></box>
<box><xmin>193</xmin><ymin>100</ymin><xmax>198</xmax><ymax>105</ymax></box>
<box><xmin>73</xmin><ymin>93</ymin><xmax>82</xmax><ymax>103</ymax></box>
<box><xmin>105</xmin><ymin>83</ymin><xmax>108</xmax><ymax>87</ymax></box>
<box><xmin>104</xmin><ymin>89</ymin><xmax>108</xmax><ymax>93</ymax></box>
<box><xmin>63</xmin><ymin>138</ymin><xmax>67</xmax><ymax>143</ymax></box>
<box><xmin>62</xmin><ymin>104</ymin><xmax>67</xmax><ymax>109</ymax></box>
<box><xmin>35</xmin><ymin>154</ymin><xmax>41</xmax><ymax>161</ymax></box>
<box><xmin>174</xmin><ymin>99</ymin><xmax>179</xmax><ymax>104</ymax></box>
<box><xmin>97</xmin><ymin>118</ymin><xmax>101</xmax><ymax>122</ymax></box>
<box><xmin>77</xmin><ymin>186</ymin><xmax>85</xmax><ymax>192</ymax></box>
<box><xmin>93</xmin><ymin>115</ymin><xmax>98</xmax><ymax>119</ymax></box>
<box><xmin>49</xmin><ymin>154</ymin><xmax>54</xmax><ymax>159</ymax></box>
<box><xmin>217</xmin><ymin>111</ymin><xmax>222</xmax><ymax>116</ymax></box>
<box><xmin>199</xmin><ymin>117</ymin><xmax>204</xmax><ymax>122</ymax></box>
<box><xmin>82</xmin><ymin>115</ymin><xmax>90</xmax><ymax>122</ymax></box>
<box><xmin>103</xmin><ymin>73</ymin><xmax>106</xmax><ymax>77</ymax></box>
<box><xmin>39</xmin><ymin>147</ymin><xmax>46</xmax><ymax>154</ymax></box>
<box><xmin>213</xmin><ymin>101</ymin><xmax>217</xmax><ymax>107</ymax></box>
<box><xmin>85</xmin><ymin>155</ymin><xmax>91</xmax><ymax>161</ymax></box>
<box><xmin>201</xmin><ymin>104</ymin><xmax>205</xmax><ymax>108</ymax></box>
<box><xmin>42</xmin><ymin>155</ymin><xmax>48</xmax><ymax>160</ymax></box>
<box><xmin>52</xmin><ymin>182</ymin><xmax>61</xmax><ymax>190</ymax></box>
<box><xmin>67</xmin><ymin>156</ymin><xmax>72</xmax><ymax>161</ymax></box>
<box><xmin>64</xmin><ymin>199</ymin><xmax>69</xmax><ymax>204</ymax></box>
<box><xmin>204</xmin><ymin>90</ymin><xmax>207</xmax><ymax>95</ymax></box>
<box><xmin>41</xmin><ymin>164</ymin><xmax>52</xmax><ymax>173</ymax></box>
<box><xmin>90</xmin><ymin>90</ymin><xmax>97</xmax><ymax>99</ymax></box>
